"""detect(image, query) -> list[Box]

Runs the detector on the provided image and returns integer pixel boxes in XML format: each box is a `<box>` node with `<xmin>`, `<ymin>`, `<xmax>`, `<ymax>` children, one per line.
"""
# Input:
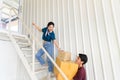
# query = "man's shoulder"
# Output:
<box><xmin>79</xmin><ymin>67</ymin><xmax>86</xmax><ymax>73</ymax></box>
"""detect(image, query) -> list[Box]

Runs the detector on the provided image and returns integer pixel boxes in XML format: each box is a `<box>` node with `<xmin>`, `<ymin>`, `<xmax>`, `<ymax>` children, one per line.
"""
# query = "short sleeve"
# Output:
<box><xmin>42</xmin><ymin>27</ymin><xmax>47</xmax><ymax>32</ymax></box>
<box><xmin>51</xmin><ymin>32</ymin><xmax>56</xmax><ymax>40</ymax></box>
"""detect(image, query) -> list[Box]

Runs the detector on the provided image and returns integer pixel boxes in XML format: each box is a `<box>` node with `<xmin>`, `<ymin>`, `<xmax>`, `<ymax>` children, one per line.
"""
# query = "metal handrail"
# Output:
<box><xmin>9</xmin><ymin>7</ymin><xmax>68</xmax><ymax>80</ymax></box>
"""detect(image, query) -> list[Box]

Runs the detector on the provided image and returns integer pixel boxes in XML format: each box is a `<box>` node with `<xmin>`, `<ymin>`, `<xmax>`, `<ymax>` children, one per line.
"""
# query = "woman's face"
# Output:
<box><xmin>48</xmin><ymin>25</ymin><xmax>54</xmax><ymax>32</ymax></box>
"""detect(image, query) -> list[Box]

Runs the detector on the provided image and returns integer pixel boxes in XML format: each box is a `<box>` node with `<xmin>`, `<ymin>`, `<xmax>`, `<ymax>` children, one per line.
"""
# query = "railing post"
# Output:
<box><xmin>32</xmin><ymin>39</ymin><xmax>35</xmax><ymax>72</ymax></box>
<box><xmin>8</xmin><ymin>9</ymin><xmax>13</xmax><ymax>35</ymax></box>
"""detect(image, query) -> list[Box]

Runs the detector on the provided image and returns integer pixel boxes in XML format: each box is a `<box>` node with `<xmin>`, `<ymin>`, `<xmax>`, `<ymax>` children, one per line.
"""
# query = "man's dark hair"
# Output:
<box><xmin>47</xmin><ymin>22</ymin><xmax>54</xmax><ymax>28</ymax></box>
<box><xmin>79</xmin><ymin>54</ymin><xmax>88</xmax><ymax>65</ymax></box>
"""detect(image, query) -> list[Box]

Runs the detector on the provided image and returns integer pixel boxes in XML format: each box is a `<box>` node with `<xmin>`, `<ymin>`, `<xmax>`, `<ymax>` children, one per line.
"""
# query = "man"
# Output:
<box><xmin>73</xmin><ymin>54</ymin><xmax>88</xmax><ymax>80</ymax></box>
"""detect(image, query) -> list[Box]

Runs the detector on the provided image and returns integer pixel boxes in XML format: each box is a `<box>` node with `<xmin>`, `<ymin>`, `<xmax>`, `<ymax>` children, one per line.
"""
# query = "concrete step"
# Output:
<box><xmin>30</xmin><ymin>61</ymin><xmax>40</xmax><ymax>65</ymax></box>
<box><xmin>30</xmin><ymin>62</ymin><xmax>48</xmax><ymax>71</ymax></box>
<box><xmin>18</xmin><ymin>42</ymin><xmax>31</xmax><ymax>48</ymax></box>
<box><xmin>36</xmin><ymin>69</ymin><xmax>48</xmax><ymax>80</ymax></box>
<box><xmin>21</xmin><ymin>47</ymin><xmax>32</xmax><ymax>51</ymax></box>
<box><xmin>25</xmin><ymin>54</ymin><xmax>47</xmax><ymax>63</ymax></box>
<box><xmin>12</xmin><ymin>34</ymin><xmax>26</xmax><ymax>39</ymax></box>
<box><xmin>33</xmin><ymin>65</ymin><xmax>48</xmax><ymax>72</ymax></box>
<box><xmin>24</xmin><ymin>54</ymin><xmax>33</xmax><ymax>57</ymax></box>
<box><xmin>13</xmin><ymin>35</ymin><xmax>29</xmax><ymax>43</ymax></box>
<box><xmin>20</xmin><ymin>46</ymin><xmax>32</xmax><ymax>49</ymax></box>
<box><xmin>18</xmin><ymin>42</ymin><xmax>31</xmax><ymax>45</ymax></box>
<box><xmin>25</xmin><ymin>56</ymin><xmax>38</xmax><ymax>63</ymax></box>
<box><xmin>0</xmin><ymin>32</ymin><xmax>10</xmax><ymax>41</ymax></box>
<box><xmin>15</xmin><ymin>38</ymin><xmax>29</xmax><ymax>43</ymax></box>
<box><xmin>0</xmin><ymin>36</ymin><xmax>10</xmax><ymax>41</ymax></box>
<box><xmin>40</xmin><ymin>74</ymin><xmax>56</xmax><ymax>80</ymax></box>
<box><xmin>0</xmin><ymin>32</ymin><xmax>8</xmax><ymax>36</ymax></box>
<box><xmin>22</xmin><ymin>50</ymin><xmax>32</xmax><ymax>55</ymax></box>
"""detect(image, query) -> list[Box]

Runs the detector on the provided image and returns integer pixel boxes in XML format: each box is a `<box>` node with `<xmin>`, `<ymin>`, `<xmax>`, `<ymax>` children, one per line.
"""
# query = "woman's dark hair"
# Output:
<box><xmin>47</xmin><ymin>22</ymin><xmax>54</xmax><ymax>28</ymax></box>
<box><xmin>79</xmin><ymin>54</ymin><xmax>88</xmax><ymax>65</ymax></box>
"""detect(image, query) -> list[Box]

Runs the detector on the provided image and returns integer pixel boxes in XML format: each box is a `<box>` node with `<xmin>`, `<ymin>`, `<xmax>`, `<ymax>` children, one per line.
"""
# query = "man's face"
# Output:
<box><xmin>75</xmin><ymin>56</ymin><xmax>83</xmax><ymax>66</ymax></box>
<box><xmin>48</xmin><ymin>25</ymin><xmax>54</xmax><ymax>32</ymax></box>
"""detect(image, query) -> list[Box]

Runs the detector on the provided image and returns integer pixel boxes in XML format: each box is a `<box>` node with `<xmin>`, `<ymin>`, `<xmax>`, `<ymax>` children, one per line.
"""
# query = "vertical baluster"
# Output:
<box><xmin>32</xmin><ymin>38</ymin><xmax>35</xmax><ymax>72</ymax></box>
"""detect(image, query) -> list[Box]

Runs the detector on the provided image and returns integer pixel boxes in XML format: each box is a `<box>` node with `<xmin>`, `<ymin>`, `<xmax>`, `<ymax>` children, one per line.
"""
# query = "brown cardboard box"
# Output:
<box><xmin>54</xmin><ymin>57</ymin><xmax>78</xmax><ymax>80</ymax></box>
<box><xmin>58</xmin><ymin>51</ymin><xmax>71</xmax><ymax>61</ymax></box>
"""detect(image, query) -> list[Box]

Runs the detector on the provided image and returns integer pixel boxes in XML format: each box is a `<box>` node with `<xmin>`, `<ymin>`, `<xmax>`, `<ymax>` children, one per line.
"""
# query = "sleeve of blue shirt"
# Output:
<box><xmin>51</xmin><ymin>32</ymin><xmax>56</xmax><ymax>40</ymax></box>
<box><xmin>42</xmin><ymin>27</ymin><xmax>47</xmax><ymax>32</ymax></box>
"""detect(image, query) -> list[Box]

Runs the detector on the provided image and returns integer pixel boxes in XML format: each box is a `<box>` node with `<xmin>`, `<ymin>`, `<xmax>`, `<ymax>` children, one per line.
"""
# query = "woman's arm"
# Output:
<box><xmin>32</xmin><ymin>22</ymin><xmax>42</xmax><ymax>32</ymax></box>
<box><xmin>53</xmin><ymin>40</ymin><xmax>61</xmax><ymax>51</ymax></box>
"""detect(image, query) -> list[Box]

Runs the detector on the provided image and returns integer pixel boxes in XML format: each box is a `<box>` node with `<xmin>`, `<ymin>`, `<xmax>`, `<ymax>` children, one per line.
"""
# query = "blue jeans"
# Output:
<box><xmin>35</xmin><ymin>42</ymin><xmax>54</xmax><ymax>72</ymax></box>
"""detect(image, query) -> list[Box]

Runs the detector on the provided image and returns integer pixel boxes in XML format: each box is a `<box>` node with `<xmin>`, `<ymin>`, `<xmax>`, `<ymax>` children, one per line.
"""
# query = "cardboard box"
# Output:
<box><xmin>58</xmin><ymin>51</ymin><xmax>71</xmax><ymax>61</ymax></box>
<box><xmin>54</xmin><ymin>57</ymin><xmax>78</xmax><ymax>80</ymax></box>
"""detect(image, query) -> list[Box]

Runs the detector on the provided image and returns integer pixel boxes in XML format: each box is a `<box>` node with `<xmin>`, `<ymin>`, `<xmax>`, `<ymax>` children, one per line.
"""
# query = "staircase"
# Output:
<box><xmin>0</xmin><ymin>30</ymin><xmax>56</xmax><ymax>80</ymax></box>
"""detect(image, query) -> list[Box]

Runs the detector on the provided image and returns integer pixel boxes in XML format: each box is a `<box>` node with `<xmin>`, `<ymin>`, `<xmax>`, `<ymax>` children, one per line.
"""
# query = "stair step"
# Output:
<box><xmin>18</xmin><ymin>42</ymin><xmax>31</xmax><ymax>45</ymax></box>
<box><xmin>39</xmin><ymin>73</ymin><xmax>56</xmax><ymax>80</ymax></box>
<box><xmin>0</xmin><ymin>32</ymin><xmax>8</xmax><ymax>36</ymax></box>
<box><xmin>20</xmin><ymin>45</ymin><xmax>32</xmax><ymax>49</ymax></box>
<box><xmin>24</xmin><ymin>54</ymin><xmax>39</xmax><ymax>63</ymax></box>
<box><xmin>0</xmin><ymin>36</ymin><xmax>10</xmax><ymax>41</ymax></box>
<box><xmin>25</xmin><ymin>54</ymin><xmax>47</xmax><ymax>63</ymax></box>
<box><xmin>25</xmin><ymin>54</ymin><xmax>48</xmax><ymax>71</ymax></box>
<box><xmin>26</xmin><ymin>57</ymin><xmax>39</xmax><ymax>63</ymax></box>
<box><xmin>12</xmin><ymin>34</ymin><xmax>26</xmax><ymax>39</ymax></box>
<box><xmin>35</xmin><ymin>68</ymin><xmax>48</xmax><ymax>76</ymax></box>
<box><xmin>21</xmin><ymin>48</ymin><xmax>32</xmax><ymax>51</ymax></box>
<box><xmin>15</xmin><ymin>39</ymin><xmax>29</xmax><ymax>43</ymax></box>
<box><xmin>30</xmin><ymin>61</ymin><xmax>40</xmax><ymax>65</ymax></box>
<box><xmin>14</xmin><ymin>36</ymin><xmax>26</xmax><ymax>40</ymax></box>
<box><xmin>13</xmin><ymin>36</ymin><xmax>29</xmax><ymax>42</ymax></box>
<box><xmin>35</xmin><ymin>67</ymin><xmax>48</xmax><ymax>72</ymax></box>
<box><xmin>0</xmin><ymin>32</ymin><xmax>9</xmax><ymax>41</ymax></box>
<box><xmin>24</xmin><ymin>54</ymin><xmax>33</xmax><ymax>57</ymax></box>
<box><xmin>34</xmin><ymin>65</ymin><xmax>48</xmax><ymax>72</ymax></box>
<box><xmin>36</xmin><ymin>69</ymin><xmax>48</xmax><ymax>79</ymax></box>
<box><xmin>22</xmin><ymin>51</ymin><xmax>32</xmax><ymax>55</ymax></box>
<box><xmin>18</xmin><ymin>43</ymin><xmax>31</xmax><ymax>48</ymax></box>
<box><xmin>30</xmin><ymin>62</ymin><xmax>48</xmax><ymax>70</ymax></box>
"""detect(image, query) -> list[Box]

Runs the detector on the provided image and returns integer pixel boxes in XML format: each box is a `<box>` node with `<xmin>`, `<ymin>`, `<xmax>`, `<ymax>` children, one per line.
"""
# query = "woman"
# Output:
<box><xmin>32</xmin><ymin>22</ymin><xmax>60</xmax><ymax>73</ymax></box>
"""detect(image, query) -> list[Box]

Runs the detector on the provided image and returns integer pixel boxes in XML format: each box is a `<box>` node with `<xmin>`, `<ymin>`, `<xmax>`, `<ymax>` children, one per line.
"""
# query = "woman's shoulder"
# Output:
<box><xmin>42</xmin><ymin>27</ymin><xmax>47</xmax><ymax>32</ymax></box>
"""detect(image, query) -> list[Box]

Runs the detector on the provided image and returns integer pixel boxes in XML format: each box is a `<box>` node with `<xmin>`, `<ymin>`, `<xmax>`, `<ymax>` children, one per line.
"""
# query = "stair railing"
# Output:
<box><xmin>8</xmin><ymin>7</ymin><xmax>38</xmax><ymax>80</ymax></box>
<box><xmin>9</xmin><ymin>7</ymin><xmax>68</xmax><ymax>80</ymax></box>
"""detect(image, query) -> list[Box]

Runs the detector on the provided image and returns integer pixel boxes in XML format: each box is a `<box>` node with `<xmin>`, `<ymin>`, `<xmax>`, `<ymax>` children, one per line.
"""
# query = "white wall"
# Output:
<box><xmin>21</xmin><ymin>0</ymin><xmax>120</xmax><ymax>80</ymax></box>
<box><xmin>0</xmin><ymin>40</ymin><xmax>17</xmax><ymax>80</ymax></box>
<box><xmin>0</xmin><ymin>38</ymin><xmax>31</xmax><ymax>80</ymax></box>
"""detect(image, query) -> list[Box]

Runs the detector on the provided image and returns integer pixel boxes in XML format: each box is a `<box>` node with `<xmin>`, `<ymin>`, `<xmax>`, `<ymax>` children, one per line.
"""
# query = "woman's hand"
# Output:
<box><xmin>32</xmin><ymin>22</ymin><xmax>36</xmax><ymax>26</ymax></box>
<box><xmin>58</xmin><ymin>48</ymin><xmax>61</xmax><ymax>51</ymax></box>
<box><xmin>32</xmin><ymin>22</ymin><xmax>42</xmax><ymax>32</ymax></box>
<box><xmin>58</xmin><ymin>48</ymin><xmax>64</xmax><ymax>52</ymax></box>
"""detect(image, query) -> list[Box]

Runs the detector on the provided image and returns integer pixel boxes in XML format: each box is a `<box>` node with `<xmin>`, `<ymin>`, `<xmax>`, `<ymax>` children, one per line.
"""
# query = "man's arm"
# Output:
<box><xmin>73</xmin><ymin>76</ymin><xmax>83</xmax><ymax>80</ymax></box>
<box><xmin>73</xmin><ymin>70</ymin><xmax>84</xmax><ymax>80</ymax></box>
<box><xmin>32</xmin><ymin>22</ymin><xmax>42</xmax><ymax>32</ymax></box>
